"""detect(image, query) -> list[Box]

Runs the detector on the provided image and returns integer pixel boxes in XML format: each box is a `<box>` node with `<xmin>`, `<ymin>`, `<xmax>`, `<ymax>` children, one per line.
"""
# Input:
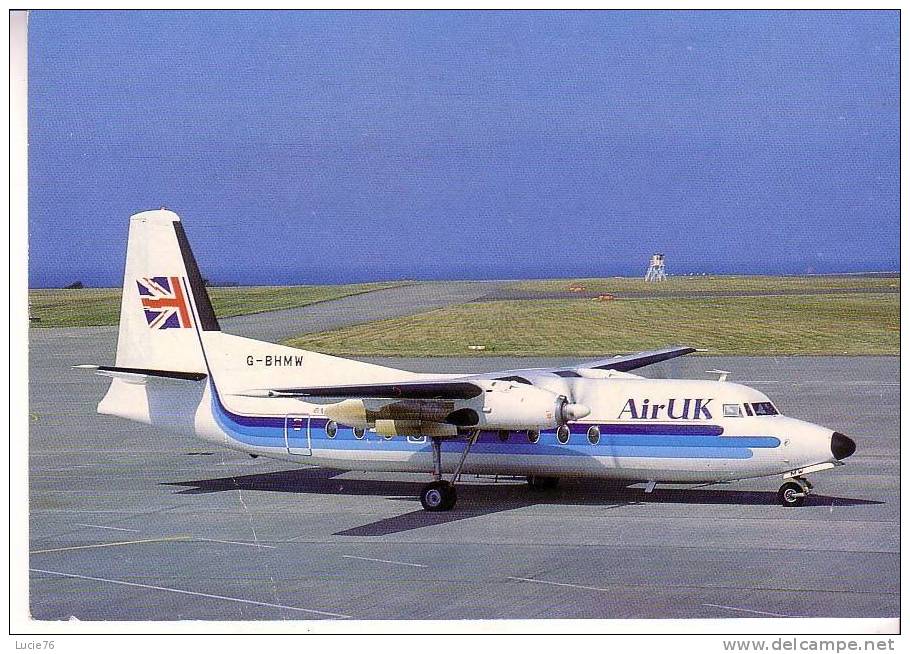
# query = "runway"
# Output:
<box><xmin>28</xmin><ymin>287</ymin><xmax>899</xmax><ymax>622</ymax></box>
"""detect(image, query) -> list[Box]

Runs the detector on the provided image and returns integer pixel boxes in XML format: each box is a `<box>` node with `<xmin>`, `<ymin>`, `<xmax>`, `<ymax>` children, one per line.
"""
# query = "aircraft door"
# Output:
<box><xmin>285</xmin><ymin>414</ymin><xmax>312</xmax><ymax>455</ymax></box>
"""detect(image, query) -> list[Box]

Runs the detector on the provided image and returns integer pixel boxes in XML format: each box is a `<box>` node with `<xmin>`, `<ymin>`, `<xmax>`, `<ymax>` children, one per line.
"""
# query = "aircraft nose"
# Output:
<box><xmin>830</xmin><ymin>431</ymin><xmax>856</xmax><ymax>460</ymax></box>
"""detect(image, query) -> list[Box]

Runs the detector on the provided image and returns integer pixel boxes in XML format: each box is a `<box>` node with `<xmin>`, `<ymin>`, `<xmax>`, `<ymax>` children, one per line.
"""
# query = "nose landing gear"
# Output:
<box><xmin>526</xmin><ymin>475</ymin><xmax>559</xmax><ymax>491</ymax></box>
<box><xmin>778</xmin><ymin>478</ymin><xmax>812</xmax><ymax>507</ymax></box>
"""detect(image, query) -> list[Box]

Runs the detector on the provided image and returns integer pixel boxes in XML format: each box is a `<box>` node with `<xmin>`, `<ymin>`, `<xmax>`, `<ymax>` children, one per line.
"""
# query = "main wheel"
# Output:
<box><xmin>527</xmin><ymin>475</ymin><xmax>559</xmax><ymax>491</ymax></box>
<box><xmin>778</xmin><ymin>481</ymin><xmax>807</xmax><ymax>507</ymax></box>
<box><xmin>421</xmin><ymin>481</ymin><xmax>456</xmax><ymax>511</ymax></box>
<box><xmin>442</xmin><ymin>484</ymin><xmax>457</xmax><ymax>511</ymax></box>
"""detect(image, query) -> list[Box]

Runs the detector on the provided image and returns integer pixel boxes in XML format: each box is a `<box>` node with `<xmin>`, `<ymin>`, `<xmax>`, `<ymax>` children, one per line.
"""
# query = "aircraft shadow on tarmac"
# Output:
<box><xmin>164</xmin><ymin>467</ymin><xmax>882</xmax><ymax>537</ymax></box>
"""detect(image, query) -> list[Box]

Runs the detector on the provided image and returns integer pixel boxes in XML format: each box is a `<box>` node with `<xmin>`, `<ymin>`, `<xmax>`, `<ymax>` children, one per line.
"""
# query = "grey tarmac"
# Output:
<box><xmin>222</xmin><ymin>280</ymin><xmax>502</xmax><ymax>342</ymax></box>
<box><xmin>28</xmin><ymin>285</ymin><xmax>898</xmax><ymax>622</ymax></box>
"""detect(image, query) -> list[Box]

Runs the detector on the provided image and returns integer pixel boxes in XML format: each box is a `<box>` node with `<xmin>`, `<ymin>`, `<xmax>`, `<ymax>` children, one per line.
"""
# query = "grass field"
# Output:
<box><xmin>28</xmin><ymin>282</ymin><xmax>408</xmax><ymax>328</ymax></box>
<box><xmin>30</xmin><ymin>275</ymin><xmax>900</xmax><ymax>356</ymax></box>
<box><xmin>284</xmin><ymin>292</ymin><xmax>900</xmax><ymax>356</ymax></box>
<box><xmin>504</xmin><ymin>274</ymin><xmax>900</xmax><ymax>295</ymax></box>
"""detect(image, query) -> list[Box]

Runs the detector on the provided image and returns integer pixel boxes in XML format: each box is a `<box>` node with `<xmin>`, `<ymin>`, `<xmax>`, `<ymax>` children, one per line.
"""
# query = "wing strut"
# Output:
<box><xmin>451</xmin><ymin>430</ymin><xmax>480</xmax><ymax>485</ymax></box>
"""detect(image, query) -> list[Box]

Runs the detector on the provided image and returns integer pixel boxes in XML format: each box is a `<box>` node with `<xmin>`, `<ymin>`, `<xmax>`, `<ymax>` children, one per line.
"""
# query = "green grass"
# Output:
<box><xmin>28</xmin><ymin>282</ymin><xmax>409</xmax><ymax>328</ymax></box>
<box><xmin>283</xmin><ymin>293</ymin><xmax>899</xmax><ymax>357</ymax></box>
<box><xmin>505</xmin><ymin>274</ymin><xmax>900</xmax><ymax>295</ymax></box>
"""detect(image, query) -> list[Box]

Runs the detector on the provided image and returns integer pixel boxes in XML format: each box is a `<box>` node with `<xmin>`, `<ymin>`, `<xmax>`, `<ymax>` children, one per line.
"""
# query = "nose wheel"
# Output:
<box><xmin>778</xmin><ymin>479</ymin><xmax>811</xmax><ymax>507</ymax></box>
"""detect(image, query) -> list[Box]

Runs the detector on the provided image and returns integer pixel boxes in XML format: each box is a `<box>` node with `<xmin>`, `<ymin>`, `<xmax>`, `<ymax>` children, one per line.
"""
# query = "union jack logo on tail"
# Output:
<box><xmin>137</xmin><ymin>276</ymin><xmax>193</xmax><ymax>329</ymax></box>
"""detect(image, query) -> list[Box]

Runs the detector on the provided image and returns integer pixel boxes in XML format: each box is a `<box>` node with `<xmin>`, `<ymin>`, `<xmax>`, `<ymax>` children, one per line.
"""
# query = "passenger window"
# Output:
<box><xmin>556</xmin><ymin>425</ymin><xmax>570</xmax><ymax>445</ymax></box>
<box><xmin>498</xmin><ymin>430</ymin><xmax>510</xmax><ymax>443</ymax></box>
<box><xmin>527</xmin><ymin>429</ymin><xmax>540</xmax><ymax>444</ymax></box>
<box><xmin>723</xmin><ymin>404</ymin><xmax>743</xmax><ymax>418</ymax></box>
<box><xmin>353</xmin><ymin>426</ymin><xmax>365</xmax><ymax>439</ymax></box>
<box><xmin>587</xmin><ymin>425</ymin><xmax>600</xmax><ymax>445</ymax></box>
<box><xmin>326</xmin><ymin>420</ymin><xmax>337</xmax><ymax>438</ymax></box>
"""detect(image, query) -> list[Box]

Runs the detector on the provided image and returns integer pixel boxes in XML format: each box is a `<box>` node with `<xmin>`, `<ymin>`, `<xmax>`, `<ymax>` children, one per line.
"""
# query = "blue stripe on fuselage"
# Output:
<box><xmin>206</xmin><ymin>383</ymin><xmax>780</xmax><ymax>459</ymax></box>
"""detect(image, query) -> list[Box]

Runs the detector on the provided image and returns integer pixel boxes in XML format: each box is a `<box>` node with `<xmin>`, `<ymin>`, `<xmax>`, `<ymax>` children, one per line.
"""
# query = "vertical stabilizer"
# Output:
<box><xmin>113</xmin><ymin>209</ymin><xmax>219</xmax><ymax>373</ymax></box>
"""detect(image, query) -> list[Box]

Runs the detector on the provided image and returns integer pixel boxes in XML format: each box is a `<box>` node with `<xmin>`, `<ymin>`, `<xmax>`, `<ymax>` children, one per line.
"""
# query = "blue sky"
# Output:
<box><xmin>29</xmin><ymin>10</ymin><xmax>899</xmax><ymax>287</ymax></box>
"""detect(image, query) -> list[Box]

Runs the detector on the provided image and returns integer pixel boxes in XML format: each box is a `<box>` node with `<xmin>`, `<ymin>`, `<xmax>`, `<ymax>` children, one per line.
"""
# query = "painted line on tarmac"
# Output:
<box><xmin>511</xmin><ymin>578</ymin><xmax>808</xmax><ymax>617</ymax></box>
<box><xmin>30</xmin><ymin>536</ymin><xmax>191</xmax><ymax>554</ymax></box>
<box><xmin>342</xmin><ymin>554</ymin><xmax>427</xmax><ymax>568</ymax></box>
<box><xmin>43</xmin><ymin>464</ymin><xmax>98</xmax><ymax>472</ymax></box>
<box><xmin>73</xmin><ymin>523</ymin><xmax>140</xmax><ymax>533</ymax></box>
<box><xmin>47</xmin><ymin>530</ymin><xmax>276</xmax><ymax>551</ymax></box>
<box><xmin>194</xmin><ymin>537</ymin><xmax>276</xmax><ymax>549</ymax></box>
<box><xmin>507</xmin><ymin>576</ymin><xmax>614</xmax><ymax>593</ymax></box>
<box><xmin>30</xmin><ymin>568</ymin><xmax>352</xmax><ymax>619</ymax></box>
<box><xmin>703</xmin><ymin>602</ymin><xmax>801</xmax><ymax>618</ymax></box>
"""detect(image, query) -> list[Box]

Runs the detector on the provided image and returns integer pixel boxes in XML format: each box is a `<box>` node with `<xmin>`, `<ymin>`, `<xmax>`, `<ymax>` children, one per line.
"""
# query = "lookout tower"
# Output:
<box><xmin>644</xmin><ymin>253</ymin><xmax>667</xmax><ymax>282</ymax></box>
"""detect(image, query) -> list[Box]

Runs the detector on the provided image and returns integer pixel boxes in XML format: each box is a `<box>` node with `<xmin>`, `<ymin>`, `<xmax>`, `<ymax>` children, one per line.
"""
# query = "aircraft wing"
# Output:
<box><xmin>238</xmin><ymin>380</ymin><xmax>484</xmax><ymax>400</ymax></box>
<box><xmin>558</xmin><ymin>346</ymin><xmax>698</xmax><ymax>373</ymax></box>
<box><xmin>230</xmin><ymin>347</ymin><xmax>695</xmax><ymax>434</ymax></box>
<box><xmin>456</xmin><ymin>346</ymin><xmax>699</xmax><ymax>382</ymax></box>
<box><xmin>240</xmin><ymin>347</ymin><xmax>697</xmax><ymax>398</ymax></box>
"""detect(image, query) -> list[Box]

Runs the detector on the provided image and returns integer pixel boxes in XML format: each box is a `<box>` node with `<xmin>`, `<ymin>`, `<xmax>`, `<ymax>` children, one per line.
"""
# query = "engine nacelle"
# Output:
<box><xmin>321</xmin><ymin>380</ymin><xmax>590</xmax><ymax>433</ymax></box>
<box><xmin>468</xmin><ymin>380</ymin><xmax>590</xmax><ymax>430</ymax></box>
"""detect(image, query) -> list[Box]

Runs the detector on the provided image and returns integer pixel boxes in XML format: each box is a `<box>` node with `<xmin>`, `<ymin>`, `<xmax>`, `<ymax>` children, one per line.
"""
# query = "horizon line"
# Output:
<box><xmin>27</xmin><ymin>269</ymin><xmax>902</xmax><ymax>290</ymax></box>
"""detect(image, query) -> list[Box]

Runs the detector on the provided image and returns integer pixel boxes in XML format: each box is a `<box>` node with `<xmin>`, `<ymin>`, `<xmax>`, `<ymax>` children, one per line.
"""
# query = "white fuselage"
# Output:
<box><xmin>93</xmin><ymin>209</ymin><xmax>846</xmax><ymax>488</ymax></box>
<box><xmin>100</xmin><ymin>357</ymin><xmax>839</xmax><ymax>484</ymax></box>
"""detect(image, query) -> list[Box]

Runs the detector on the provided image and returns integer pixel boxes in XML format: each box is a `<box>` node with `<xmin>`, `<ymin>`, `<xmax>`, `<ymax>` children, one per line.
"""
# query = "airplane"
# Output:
<box><xmin>78</xmin><ymin>209</ymin><xmax>857</xmax><ymax>512</ymax></box>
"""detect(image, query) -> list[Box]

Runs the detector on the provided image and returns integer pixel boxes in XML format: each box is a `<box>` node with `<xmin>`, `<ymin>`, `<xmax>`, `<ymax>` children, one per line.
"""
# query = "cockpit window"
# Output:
<box><xmin>723</xmin><ymin>404</ymin><xmax>743</xmax><ymax>417</ymax></box>
<box><xmin>743</xmin><ymin>403</ymin><xmax>754</xmax><ymax>416</ymax></box>
<box><xmin>751</xmin><ymin>402</ymin><xmax>779</xmax><ymax>416</ymax></box>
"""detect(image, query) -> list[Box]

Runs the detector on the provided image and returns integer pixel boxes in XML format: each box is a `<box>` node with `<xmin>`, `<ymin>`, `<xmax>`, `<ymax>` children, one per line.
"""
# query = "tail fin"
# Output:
<box><xmin>113</xmin><ymin>209</ymin><xmax>219</xmax><ymax>373</ymax></box>
<box><xmin>96</xmin><ymin>208</ymin><xmax>421</xmax><ymax>434</ymax></box>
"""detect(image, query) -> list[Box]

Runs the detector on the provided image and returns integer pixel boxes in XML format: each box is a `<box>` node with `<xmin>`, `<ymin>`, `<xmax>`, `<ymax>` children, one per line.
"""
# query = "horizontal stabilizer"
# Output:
<box><xmin>74</xmin><ymin>364</ymin><xmax>207</xmax><ymax>382</ymax></box>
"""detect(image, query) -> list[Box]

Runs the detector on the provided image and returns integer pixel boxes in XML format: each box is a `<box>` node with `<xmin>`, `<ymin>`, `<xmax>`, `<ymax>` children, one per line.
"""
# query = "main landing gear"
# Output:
<box><xmin>778</xmin><ymin>478</ymin><xmax>812</xmax><ymax>507</ymax></box>
<box><xmin>526</xmin><ymin>475</ymin><xmax>559</xmax><ymax>491</ymax></box>
<box><xmin>420</xmin><ymin>480</ymin><xmax>456</xmax><ymax>511</ymax></box>
<box><xmin>420</xmin><ymin>432</ymin><xmax>479</xmax><ymax>512</ymax></box>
